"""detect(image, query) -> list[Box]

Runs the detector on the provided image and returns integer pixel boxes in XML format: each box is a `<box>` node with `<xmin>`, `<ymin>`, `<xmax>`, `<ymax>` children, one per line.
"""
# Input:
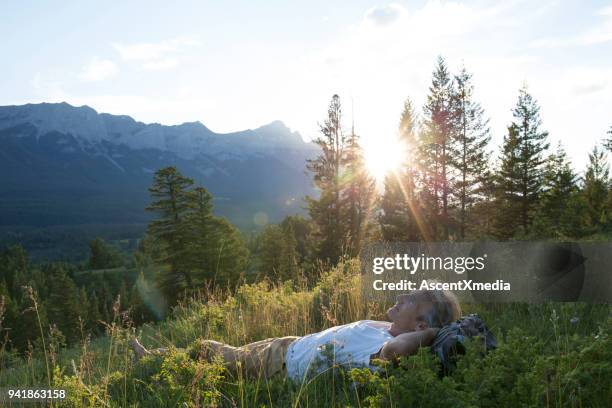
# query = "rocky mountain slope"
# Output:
<box><xmin>0</xmin><ymin>102</ymin><xmax>318</xmax><ymax>231</ymax></box>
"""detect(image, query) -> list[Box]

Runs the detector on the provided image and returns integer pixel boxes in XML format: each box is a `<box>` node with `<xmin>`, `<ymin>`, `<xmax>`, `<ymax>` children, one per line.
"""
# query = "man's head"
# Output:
<box><xmin>386</xmin><ymin>289</ymin><xmax>461</xmax><ymax>335</ymax></box>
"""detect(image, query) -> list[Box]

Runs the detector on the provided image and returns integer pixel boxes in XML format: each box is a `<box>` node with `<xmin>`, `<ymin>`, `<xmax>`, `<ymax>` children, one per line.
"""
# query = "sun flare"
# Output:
<box><xmin>363</xmin><ymin>138</ymin><xmax>404</xmax><ymax>180</ymax></box>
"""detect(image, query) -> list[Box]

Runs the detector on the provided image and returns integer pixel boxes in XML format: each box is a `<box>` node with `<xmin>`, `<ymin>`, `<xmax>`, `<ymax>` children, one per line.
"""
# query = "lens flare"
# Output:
<box><xmin>363</xmin><ymin>137</ymin><xmax>404</xmax><ymax>180</ymax></box>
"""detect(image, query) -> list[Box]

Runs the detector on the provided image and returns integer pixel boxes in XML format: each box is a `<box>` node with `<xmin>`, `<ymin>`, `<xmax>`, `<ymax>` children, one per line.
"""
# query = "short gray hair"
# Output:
<box><xmin>408</xmin><ymin>289</ymin><xmax>461</xmax><ymax>328</ymax></box>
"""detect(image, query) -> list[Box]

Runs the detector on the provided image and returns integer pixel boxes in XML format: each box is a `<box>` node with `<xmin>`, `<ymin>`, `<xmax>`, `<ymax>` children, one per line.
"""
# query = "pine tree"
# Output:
<box><xmin>146</xmin><ymin>166</ymin><xmax>194</xmax><ymax>303</ymax></box>
<box><xmin>280</xmin><ymin>215</ymin><xmax>315</xmax><ymax>271</ymax></box>
<box><xmin>603</xmin><ymin>126</ymin><xmax>612</xmax><ymax>153</ymax></box>
<box><xmin>451</xmin><ymin>65</ymin><xmax>491</xmax><ymax>239</ymax></box>
<box><xmin>204</xmin><ymin>217</ymin><xmax>249</xmax><ymax>285</ymax></box>
<box><xmin>532</xmin><ymin>143</ymin><xmax>582</xmax><ymax>237</ymax></box>
<box><xmin>129</xmin><ymin>272</ymin><xmax>158</xmax><ymax>326</ymax></box>
<box><xmin>342</xmin><ymin>123</ymin><xmax>376</xmax><ymax>256</ymax></box>
<box><xmin>118</xmin><ymin>280</ymin><xmax>129</xmax><ymax>311</ymax></box>
<box><xmin>183</xmin><ymin>186</ymin><xmax>215</xmax><ymax>285</ymax></box>
<box><xmin>87</xmin><ymin>291</ymin><xmax>103</xmax><ymax>335</ymax></box>
<box><xmin>0</xmin><ymin>245</ymin><xmax>28</xmax><ymax>295</ymax></box>
<box><xmin>582</xmin><ymin>145</ymin><xmax>610</xmax><ymax>232</ymax></box>
<box><xmin>183</xmin><ymin>186</ymin><xmax>248</xmax><ymax>287</ymax></box>
<box><xmin>469</xmin><ymin>166</ymin><xmax>498</xmax><ymax>238</ymax></box>
<box><xmin>421</xmin><ymin>56</ymin><xmax>456</xmax><ymax>239</ymax></box>
<box><xmin>495</xmin><ymin>86</ymin><xmax>549</xmax><ymax>237</ymax></box>
<box><xmin>259</xmin><ymin>224</ymin><xmax>299</xmax><ymax>281</ymax></box>
<box><xmin>78</xmin><ymin>286</ymin><xmax>89</xmax><ymax>323</ymax></box>
<box><xmin>306</xmin><ymin>94</ymin><xmax>348</xmax><ymax>263</ymax></box>
<box><xmin>88</xmin><ymin>238</ymin><xmax>124</xmax><ymax>269</ymax></box>
<box><xmin>494</xmin><ymin>124</ymin><xmax>522</xmax><ymax>238</ymax></box>
<box><xmin>379</xmin><ymin>98</ymin><xmax>424</xmax><ymax>241</ymax></box>
<box><xmin>98</xmin><ymin>281</ymin><xmax>112</xmax><ymax>324</ymax></box>
<box><xmin>14</xmin><ymin>286</ymin><xmax>48</xmax><ymax>353</ymax></box>
<box><xmin>45</xmin><ymin>265</ymin><xmax>81</xmax><ymax>345</ymax></box>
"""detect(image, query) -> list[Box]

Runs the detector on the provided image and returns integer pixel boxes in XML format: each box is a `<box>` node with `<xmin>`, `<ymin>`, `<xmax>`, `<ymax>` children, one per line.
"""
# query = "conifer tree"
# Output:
<box><xmin>451</xmin><ymin>65</ymin><xmax>491</xmax><ymax>239</ymax></box>
<box><xmin>342</xmin><ymin>123</ymin><xmax>376</xmax><ymax>256</ymax></box>
<box><xmin>183</xmin><ymin>186</ymin><xmax>248</xmax><ymax>286</ymax></box>
<box><xmin>13</xmin><ymin>286</ymin><xmax>48</xmax><ymax>353</ymax></box>
<box><xmin>421</xmin><ymin>56</ymin><xmax>456</xmax><ymax>239</ymax></box>
<box><xmin>469</xmin><ymin>166</ymin><xmax>499</xmax><ymax>238</ymax></box>
<box><xmin>45</xmin><ymin>265</ymin><xmax>81</xmax><ymax>344</ymax></box>
<box><xmin>118</xmin><ymin>280</ymin><xmax>129</xmax><ymax>311</ymax></box>
<box><xmin>495</xmin><ymin>86</ymin><xmax>549</xmax><ymax>237</ymax></box>
<box><xmin>98</xmin><ymin>281</ymin><xmax>112</xmax><ymax>324</ymax></box>
<box><xmin>88</xmin><ymin>238</ymin><xmax>124</xmax><ymax>269</ymax></box>
<box><xmin>146</xmin><ymin>166</ymin><xmax>194</xmax><ymax>303</ymax></box>
<box><xmin>0</xmin><ymin>245</ymin><xmax>28</xmax><ymax>295</ymax></box>
<box><xmin>183</xmin><ymin>186</ymin><xmax>215</xmax><ymax>283</ymax></box>
<box><xmin>494</xmin><ymin>124</ymin><xmax>522</xmax><ymax>238</ymax></box>
<box><xmin>582</xmin><ymin>145</ymin><xmax>610</xmax><ymax>232</ymax></box>
<box><xmin>78</xmin><ymin>286</ymin><xmax>89</xmax><ymax>323</ymax></box>
<box><xmin>87</xmin><ymin>291</ymin><xmax>103</xmax><ymax>335</ymax></box>
<box><xmin>204</xmin><ymin>217</ymin><xmax>249</xmax><ymax>285</ymax></box>
<box><xmin>259</xmin><ymin>224</ymin><xmax>299</xmax><ymax>281</ymax></box>
<box><xmin>532</xmin><ymin>143</ymin><xmax>582</xmax><ymax>237</ymax></box>
<box><xmin>306</xmin><ymin>94</ymin><xmax>348</xmax><ymax>263</ymax></box>
<box><xmin>280</xmin><ymin>215</ymin><xmax>315</xmax><ymax>271</ymax></box>
<box><xmin>379</xmin><ymin>98</ymin><xmax>424</xmax><ymax>241</ymax></box>
<box><xmin>604</xmin><ymin>126</ymin><xmax>612</xmax><ymax>153</ymax></box>
<box><xmin>130</xmin><ymin>272</ymin><xmax>158</xmax><ymax>325</ymax></box>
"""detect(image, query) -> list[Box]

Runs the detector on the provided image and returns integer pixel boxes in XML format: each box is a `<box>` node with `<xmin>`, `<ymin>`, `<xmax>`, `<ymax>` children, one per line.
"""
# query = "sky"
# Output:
<box><xmin>1</xmin><ymin>0</ymin><xmax>611</xmax><ymax>171</ymax></box>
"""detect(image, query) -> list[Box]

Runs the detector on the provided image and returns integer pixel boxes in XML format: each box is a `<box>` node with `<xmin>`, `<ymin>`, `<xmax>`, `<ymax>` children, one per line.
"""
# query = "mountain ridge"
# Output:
<box><xmin>0</xmin><ymin>102</ymin><xmax>318</xmax><ymax>245</ymax></box>
<box><xmin>0</xmin><ymin>102</ymin><xmax>310</xmax><ymax>164</ymax></box>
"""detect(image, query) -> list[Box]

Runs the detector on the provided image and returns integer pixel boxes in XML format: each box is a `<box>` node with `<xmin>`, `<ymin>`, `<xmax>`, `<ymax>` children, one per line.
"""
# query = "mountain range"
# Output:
<box><xmin>0</xmin><ymin>102</ymin><xmax>319</xmax><ymax>258</ymax></box>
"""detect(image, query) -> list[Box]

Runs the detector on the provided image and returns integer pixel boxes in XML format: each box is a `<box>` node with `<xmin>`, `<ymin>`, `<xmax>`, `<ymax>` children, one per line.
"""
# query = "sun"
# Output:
<box><xmin>363</xmin><ymin>138</ymin><xmax>404</xmax><ymax>180</ymax></box>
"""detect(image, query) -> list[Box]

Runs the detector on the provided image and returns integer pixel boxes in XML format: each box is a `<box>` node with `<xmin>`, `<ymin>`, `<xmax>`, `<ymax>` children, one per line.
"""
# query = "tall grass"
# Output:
<box><xmin>0</xmin><ymin>259</ymin><xmax>610</xmax><ymax>407</ymax></box>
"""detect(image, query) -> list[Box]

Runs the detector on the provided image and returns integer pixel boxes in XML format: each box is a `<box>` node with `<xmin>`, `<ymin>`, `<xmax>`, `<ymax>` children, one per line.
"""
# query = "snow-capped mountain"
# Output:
<box><xmin>0</xmin><ymin>102</ymin><xmax>318</xmax><ymax>230</ymax></box>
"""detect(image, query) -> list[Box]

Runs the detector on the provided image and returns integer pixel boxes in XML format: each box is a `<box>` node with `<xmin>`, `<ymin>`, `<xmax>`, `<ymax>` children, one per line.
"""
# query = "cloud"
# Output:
<box><xmin>29</xmin><ymin>72</ymin><xmax>67</xmax><ymax>100</ymax></box>
<box><xmin>528</xmin><ymin>5</ymin><xmax>612</xmax><ymax>48</ymax></box>
<box><xmin>141</xmin><ymin>58</ymin><xmax>179</xmax><ymax>71</ymax></box>
<box><xmin>364</xmin><ymin>4</ymin><xmax>406</xmax><ymax>26</ymax></box>
<box><xmin>571</xmin><ymin>82</ymin><xmax>607</xmax><ymax>96</ymax></box>
<box><xmin>79</xmin><ymin>57</ymin><xmax>118</xmax><ymax>82</ymax></box>
<box><xmin>599</xmin><ymin>5</ymin><xmax>612</xmax><ymax>17</ymax></box>
<box><xmin>112</xmin><ymin>36</ymin><xmax>199</xmax><ymax>70</ymax></box>
<box><xmin>563</xmin><ymin>66</ymin><xmax>610</xmax><ymax>96</ymax></box>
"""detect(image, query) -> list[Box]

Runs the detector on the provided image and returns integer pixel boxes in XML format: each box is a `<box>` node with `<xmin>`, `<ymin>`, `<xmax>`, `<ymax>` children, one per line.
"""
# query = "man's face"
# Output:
<box><xmin>387</xmin><ymin>294</ymin><xmax>431</xmax><ymax>331</ymax></box>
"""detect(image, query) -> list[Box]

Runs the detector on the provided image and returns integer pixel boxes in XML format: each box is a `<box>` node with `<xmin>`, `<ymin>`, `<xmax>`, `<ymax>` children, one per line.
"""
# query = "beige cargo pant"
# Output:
<box><xmin>152</xmin><ymin>336</ymin><xmax>300</xmax><ymax>380</ymax></box>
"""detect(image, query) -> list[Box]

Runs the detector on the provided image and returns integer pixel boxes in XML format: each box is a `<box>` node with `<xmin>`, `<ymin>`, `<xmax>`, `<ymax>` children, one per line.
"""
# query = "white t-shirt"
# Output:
<box><xmin>285</xmin><ymin>320</ymin><xmax>393</xmax><ymax>381</ymax></box>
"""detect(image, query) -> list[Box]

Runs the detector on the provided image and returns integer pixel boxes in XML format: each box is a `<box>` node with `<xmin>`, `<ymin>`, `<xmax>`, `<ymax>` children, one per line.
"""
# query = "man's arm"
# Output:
<box><xmin>379</xmin><ymin>328</ymin><xmax>439</xmax><ymax>360</ymax></box>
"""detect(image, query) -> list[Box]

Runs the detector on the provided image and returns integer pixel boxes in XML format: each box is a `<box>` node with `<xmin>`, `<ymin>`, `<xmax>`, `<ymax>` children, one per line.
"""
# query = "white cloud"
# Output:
<box><xmin>79</xmin><ymin>57</ymin><xmax>118</xmax><ymax>82</ymax></box>
<box><xmin>112</xmin><ymin>36</ymin><xmax>199</xmax><ymax>70</ymax></box>
<box><xmin>364</xmin><ymin>4</ymin><xmax>406</xmax><ymax>26</ymax></box>
<box><xmin>562</xmin><ymin>66</ymin><xmax>609</xmax><ymax>96</ymax></box>
<box><xmin>598</xmin><ymin>5</ymin><xmax>612</xmax><ymax>17</ymax></box>
<box><xmin>571</xmin><ymin>82</ymin><xmax>607</xmax><ymax>96</ymax></box>
<box><xmin>29</xmin><ymin>72</ymin><xmax>67</xmax><ymax>100</ymax></box>
<box><xmin>528</xmin><ymin>5</ymin><xmax>612</xmax><ymax>48</ymax></box>
<box><xmin>142</xmin><ymin>58</ymin><xmax>179</xmax><ymax>71</ymax></box>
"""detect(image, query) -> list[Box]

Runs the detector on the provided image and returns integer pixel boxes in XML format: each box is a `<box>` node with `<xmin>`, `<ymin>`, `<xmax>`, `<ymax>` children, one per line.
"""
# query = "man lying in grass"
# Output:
<box><xmin>130</xmin><ymin>289</ymin><xmax>461</xmax><ymax>382</ymax></box>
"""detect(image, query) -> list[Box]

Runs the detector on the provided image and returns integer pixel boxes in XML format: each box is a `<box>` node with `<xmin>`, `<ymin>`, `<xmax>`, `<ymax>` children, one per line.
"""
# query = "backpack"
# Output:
<box><xmin>430</xmin><ymin>313</ymin><xmax>497</xmax><ymax>374</ymax></box>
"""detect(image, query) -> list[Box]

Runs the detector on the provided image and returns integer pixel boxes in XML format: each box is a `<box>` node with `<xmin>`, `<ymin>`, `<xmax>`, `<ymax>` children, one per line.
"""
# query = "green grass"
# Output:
<box><xmin>1</xmin><ymin>259</ymin><xmax>610</xmax><ymax>407</ymax></box>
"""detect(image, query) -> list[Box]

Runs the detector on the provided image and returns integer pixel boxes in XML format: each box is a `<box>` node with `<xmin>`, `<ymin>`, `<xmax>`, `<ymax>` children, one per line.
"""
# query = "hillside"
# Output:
<box><xmin>0</xmin><ymin>261</ymin><xmax>609</xmax><ymax>407</ymax></box>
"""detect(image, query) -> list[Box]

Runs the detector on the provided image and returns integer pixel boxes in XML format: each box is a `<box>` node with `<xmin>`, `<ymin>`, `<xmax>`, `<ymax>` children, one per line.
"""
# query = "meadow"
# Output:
<box><xmin>1</xmin><ymin>259</ymin><xmax>610</xmax><ymax>407</ymax></box>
